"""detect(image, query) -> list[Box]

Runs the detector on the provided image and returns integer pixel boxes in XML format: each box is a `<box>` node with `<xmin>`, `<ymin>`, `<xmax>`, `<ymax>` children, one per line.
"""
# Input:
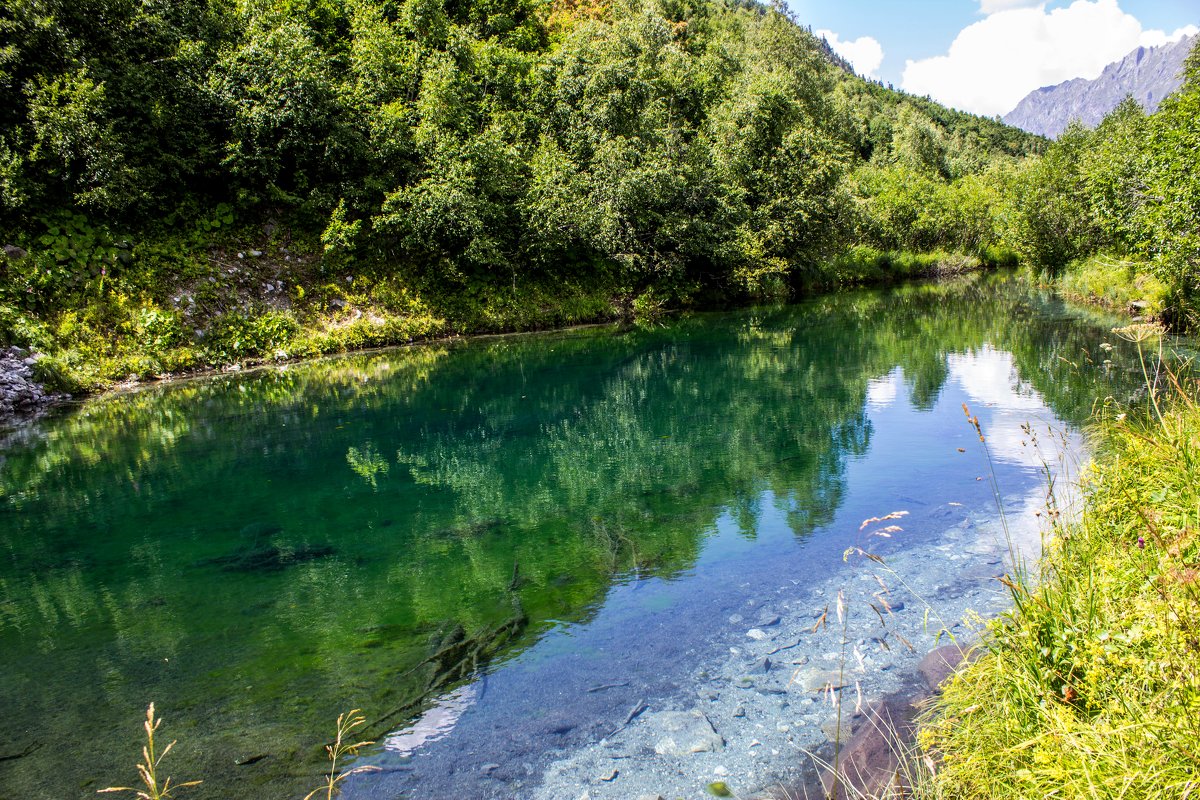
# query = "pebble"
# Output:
<box><xmin>746</xmin><ymin>628</ymin><xmax>769</xmax><ymax>641</ymax></box>
<box><xmin>746</xmin><ymin>656</ymin><xmax>771</xmax><ymax>675</ymax></box>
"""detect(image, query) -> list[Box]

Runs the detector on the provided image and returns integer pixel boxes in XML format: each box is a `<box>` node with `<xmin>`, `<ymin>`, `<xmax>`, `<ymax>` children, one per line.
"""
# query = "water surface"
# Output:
<box><xmin>0</xmin><ymin>275</ymin><xmax>1149</xmax><ymax>799</ymax></box>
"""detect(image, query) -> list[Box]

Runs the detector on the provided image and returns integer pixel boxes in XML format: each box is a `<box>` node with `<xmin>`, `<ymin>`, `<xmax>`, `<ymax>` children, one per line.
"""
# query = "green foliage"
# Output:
<box><xmin>203</xmin><ymin>309</ymin><xmax>299</xmax><ymax>361</ymax></box>
<box><xmin>0</xmin><ymin>213</ymin><xmax>127</xmax><ymax>308</ymax></box>
<box><xmin>208</xmin><ymin>19</ymin><xmax>358</xmax><ymax>200</ymax></box>
<box><xmin>1136</xmin><ymin>52</ymin><xmax>1200</xmax><ymax>323</ymax></box>
<box><xmin>0</xmin><ymin>0</ymin><xmax>1059</xmax><ymax>385</ymax></box>
<box><xmin>1007</xmin><ymin>124</ymin><xmax>1098</xmax><ymax>274</ymax></box>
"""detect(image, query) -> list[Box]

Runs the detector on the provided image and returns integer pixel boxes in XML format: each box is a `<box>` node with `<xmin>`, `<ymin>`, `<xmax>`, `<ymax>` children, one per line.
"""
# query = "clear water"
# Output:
<box><xmin>0</xmin><ymin>275</ymin><xmax>1148</xmax><ymax>799</ymax></box>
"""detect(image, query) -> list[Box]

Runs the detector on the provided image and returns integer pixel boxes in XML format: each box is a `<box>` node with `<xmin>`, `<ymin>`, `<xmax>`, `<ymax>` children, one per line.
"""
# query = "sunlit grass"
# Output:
<box><xmin>919</xmin><ymin>351</ymin><xmax>1200</xmax><ymax>799</ymax></box>
<box><xmin>1055</xmin><ymin>255</ymin><xmax>1168</xmax><ymax>319</ymax></box>
<box><xmin>99</xmin><ymin>704</ymin><xmax>200</xmax><ymax>800</ymax></box>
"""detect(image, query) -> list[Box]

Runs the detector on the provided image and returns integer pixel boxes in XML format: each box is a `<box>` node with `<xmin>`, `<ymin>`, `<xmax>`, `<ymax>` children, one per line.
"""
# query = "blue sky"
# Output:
<box><xmin>786</xmin><ymin>0</ymin><xmax>1199</xmax><ymax>116</ymax></box>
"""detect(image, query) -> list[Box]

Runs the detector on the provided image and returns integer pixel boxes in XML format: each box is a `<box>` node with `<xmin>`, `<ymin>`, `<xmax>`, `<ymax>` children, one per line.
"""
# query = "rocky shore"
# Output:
<box><xmin>0</xmin><ymin>346</ymin><xmax>64</xmax><ymax>424</ymax></box>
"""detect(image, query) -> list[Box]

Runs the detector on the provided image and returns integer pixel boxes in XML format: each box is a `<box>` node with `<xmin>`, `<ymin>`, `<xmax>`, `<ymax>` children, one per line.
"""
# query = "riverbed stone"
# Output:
<box><xmin>917</xmin><ymin>643</ymin><xmax>972</xmax><ymax>691</ymax></box>
<box><xmin>798</xmin><ymin>668</ymin><xmax>848</xmax><ymax>692</ymax></box>
<box><xmin>746</xmin><ymin>656</ymin><xmax>771</xmax><ymax>675</ymax></box>
<box><xmin>649</xmin><ymin>710</ymin><xmax>724</xmax><ymax>756</ymax></box>
<box><xmin>820</xmin><ymin>697</ymin><xmax>920</xmax><ymax>800</ymax></box>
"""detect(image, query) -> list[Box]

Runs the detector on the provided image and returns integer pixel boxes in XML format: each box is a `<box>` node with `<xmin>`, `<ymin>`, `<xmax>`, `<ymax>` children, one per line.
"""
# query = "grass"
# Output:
<box><xmin>103</xmin><ymin>705</ymin><xmax>377</xmax><ymax>800</ymax></box>
<box><xmin>918</xmin><ymin>335</ymin><xmax>1200</xmax><ymax>799</ymax></box>
<box><xmin>99</xmin><ymin>704</ymin><xmax>201</xmax><ymax>800</ymax></box>
<box><xmin>794</xmin><ymin>336</ymin><xmax>1200</xmax><ymax>800</ymax></box>
<box><xmin>829</xmin><ymin>247</ymin><xmax>987</xmax><ymax>287</ymax></box>
<box><xmin>302</xmin><ymin>710</ymin><xmax>379</xmax><ymax>800</ymax></box>
<box><xmin>1054</xmin><ymin>255</ymin><xmax>1169</xmax><ymax>319</ymax></box>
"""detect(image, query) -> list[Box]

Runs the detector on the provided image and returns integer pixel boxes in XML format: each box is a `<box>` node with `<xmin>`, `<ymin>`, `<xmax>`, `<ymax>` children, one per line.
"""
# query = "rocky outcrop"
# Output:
<box><xmin>0</xmin><ymin>348</ymin><xmax>64</xmax><ymax>423</ymax></box>
<box><xmin>1004</xmin><ymin>34</ymin><xmax>1196</xmax><ymax>138</ymax></box>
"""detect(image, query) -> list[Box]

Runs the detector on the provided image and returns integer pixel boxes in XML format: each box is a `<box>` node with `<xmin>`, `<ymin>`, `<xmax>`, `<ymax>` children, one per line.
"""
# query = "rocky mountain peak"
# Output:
<box><xmin>1003</xmin><ymin>34</ymin><xmax>1196</xmax><ymax>139</ymax></box>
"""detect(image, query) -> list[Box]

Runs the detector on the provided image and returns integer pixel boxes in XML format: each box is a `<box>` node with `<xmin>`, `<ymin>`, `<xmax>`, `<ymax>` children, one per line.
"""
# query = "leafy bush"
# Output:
<box><xmin>202</xmin><ymin>310</ymin><xmax>300</xmax><ymax>362</ymax></box>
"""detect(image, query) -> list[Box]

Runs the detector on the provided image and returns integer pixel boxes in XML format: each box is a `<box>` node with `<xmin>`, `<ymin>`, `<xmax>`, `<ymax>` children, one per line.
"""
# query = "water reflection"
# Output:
<box><xmin>0</xmin><ymin>274</ymin><xmax>1150</xmax><ymax>799</ymax></box>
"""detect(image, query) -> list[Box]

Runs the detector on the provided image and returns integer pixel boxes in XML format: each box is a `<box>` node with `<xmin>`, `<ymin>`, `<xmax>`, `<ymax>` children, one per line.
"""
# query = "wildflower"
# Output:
<box><xmin>1137</xmin><ymin>537</ymin><xmax>1145</xmax><ymax>550</ymax></box>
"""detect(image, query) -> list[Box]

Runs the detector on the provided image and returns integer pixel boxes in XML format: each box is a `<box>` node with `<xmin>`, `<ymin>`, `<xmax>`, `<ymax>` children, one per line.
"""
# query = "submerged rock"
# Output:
<box><xmin>917</xmin><ymin>643</ymin><xmax>973</xmax><ymax>691</ymax></box>
<box><xmin>649</xmin><ymin>710</ymin><xmax>724</xmax><ymax>756</ymax></box>
<box><xmin>820</xmin><ymin>697</ymin><xmax>920</xmax><ymax>800</ymax></box>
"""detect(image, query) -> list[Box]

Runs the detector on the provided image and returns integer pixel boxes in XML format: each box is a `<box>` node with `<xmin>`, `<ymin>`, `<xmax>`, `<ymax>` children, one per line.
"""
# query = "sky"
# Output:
<box><xmin>785</xmin><ymin>0</ymin><xmax>1199</xmax><ymax>117</ymax></box>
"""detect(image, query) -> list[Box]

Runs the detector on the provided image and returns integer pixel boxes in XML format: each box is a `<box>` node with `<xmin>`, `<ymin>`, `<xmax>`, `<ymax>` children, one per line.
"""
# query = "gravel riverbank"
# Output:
<box><xmin>522</xmin><ymin>489</ymin><xmax>1054</xmax><ymax>800</ymax></box>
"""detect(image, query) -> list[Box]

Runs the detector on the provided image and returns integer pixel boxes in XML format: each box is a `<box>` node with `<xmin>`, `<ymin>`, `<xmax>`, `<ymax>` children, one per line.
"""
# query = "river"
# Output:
<box><xmin>0</xmin><ymin>274</ymin><xmax>1150</xmax><ymax>799</ymax></box>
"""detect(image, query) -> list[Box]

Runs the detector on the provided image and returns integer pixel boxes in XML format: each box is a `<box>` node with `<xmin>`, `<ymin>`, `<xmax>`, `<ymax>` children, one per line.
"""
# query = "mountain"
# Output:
<box><xmin>1004</xmin><ymin>34</ymin><xmax>1196</xmax><ymax>138</ymax></box>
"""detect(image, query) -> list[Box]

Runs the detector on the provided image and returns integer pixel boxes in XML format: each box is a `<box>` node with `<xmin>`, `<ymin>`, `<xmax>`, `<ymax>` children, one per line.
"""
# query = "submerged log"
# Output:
<box><xmin>197</xmin><ymin>543</ymin><xmax>336</xmax><ymax>572</ymax></box>
<box><xmin>365</xmin><ymin>597</ymin><xmax>528</xmax><ymax>738</ymax></box>
<box><xmin>0</xmin><ymin>741</ymin><xmax>41</xmax><ymax>763</ymax></box>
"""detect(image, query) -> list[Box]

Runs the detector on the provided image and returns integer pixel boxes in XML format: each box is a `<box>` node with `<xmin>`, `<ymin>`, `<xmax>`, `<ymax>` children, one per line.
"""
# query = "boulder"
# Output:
<box><xmin>917</xmin><ymin>644</ymin><xmax>973</xmax><ymax>692</ymax></box>
<box><xmin>821</xmin><ymin>697</ymin><xmax>920</xmax><ymax>800</ymax></box>
<box><xmin>2</xmin><ymin>244</ymin><xmax>27</xmax><ymax>260</ymax></box>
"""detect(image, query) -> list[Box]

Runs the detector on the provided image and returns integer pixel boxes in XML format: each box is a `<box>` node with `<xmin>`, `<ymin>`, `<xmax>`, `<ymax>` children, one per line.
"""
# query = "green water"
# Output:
<box><xmin>0</xmin><ymin>275</ymin><xmax>1147</xmax><ymax>799</ymax></box>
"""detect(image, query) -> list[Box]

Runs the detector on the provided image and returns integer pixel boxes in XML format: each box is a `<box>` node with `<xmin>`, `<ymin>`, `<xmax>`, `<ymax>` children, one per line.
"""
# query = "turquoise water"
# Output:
<box><xmin>0</xmin><ymin>275</ymin><xmax>1149</xmax><ymax>799</ymax></box>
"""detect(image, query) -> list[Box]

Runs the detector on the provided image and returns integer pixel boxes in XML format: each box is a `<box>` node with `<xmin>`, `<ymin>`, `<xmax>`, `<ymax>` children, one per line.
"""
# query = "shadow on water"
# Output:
<box><xmin>0</xmin><ymin>273</ymin><xmax>1153</xmax><ymax>799</ymax></box>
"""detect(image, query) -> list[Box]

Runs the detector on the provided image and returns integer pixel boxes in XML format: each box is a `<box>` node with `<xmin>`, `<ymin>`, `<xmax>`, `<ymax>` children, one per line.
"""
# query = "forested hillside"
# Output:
<box><xmin>0</xmin><ymin>0</ymin><xmax>1100</xmax><ymax>392</ymax></box>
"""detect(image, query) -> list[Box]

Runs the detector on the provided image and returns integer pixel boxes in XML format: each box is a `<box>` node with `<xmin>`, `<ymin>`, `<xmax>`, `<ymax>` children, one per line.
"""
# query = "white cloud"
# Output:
<box><xmin>816</xmin><ymin>29</ymin><xmax>885</xmax><ymax>79</ymax></box>
<box><xmin>1139</xmin><ymin>24</ymin><xmax>1199</xmax><ymax>48</ymax></box>
<box><xmin>979</xmin><ymin>0</ymin><xmax>1042</xmax><ymax>14</ymax></box>
<box><xmin>901</xmin><ymin>0</ymin><xmax>1198</xmax><ymax>117</ymax></box>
